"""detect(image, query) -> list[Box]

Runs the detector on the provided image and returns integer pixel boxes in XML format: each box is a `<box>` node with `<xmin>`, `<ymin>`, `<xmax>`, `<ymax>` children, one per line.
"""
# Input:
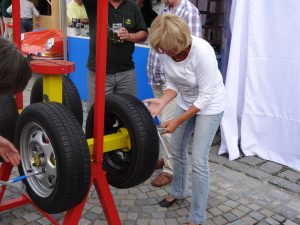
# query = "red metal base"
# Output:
<box><xmin>0</xmin><ymin>162</ymin><xmax>122</xmax><ymax>225</ymax></box>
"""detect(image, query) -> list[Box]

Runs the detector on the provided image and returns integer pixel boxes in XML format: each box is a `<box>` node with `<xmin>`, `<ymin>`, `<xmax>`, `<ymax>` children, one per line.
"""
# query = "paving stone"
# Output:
<box><xmin>283</xmin><ymin>219</ymin><xmax>298</xmax><ymax>225</ymax></box>
<box><xmin>212</xmin><ymin>215</ymin><xmax>227</xmax><ymax>224</ymax></box>
<box><xmin>271</xmin><ymin>214</ymin><xmax>286</xmax><ymax>223</ymax></box>
<box><xmin>165</xmin><ymin>211</ymin><xmax>178</xmax><ymax>219</ymax></box>
<box><xmin>223</xmin><ymin>161</ymin><xmax>251</xmax><ymax>173</ymax></box>
<box><xmin>238</xmin><ymin>156</ymin><xmax>265</xmax><ymax>166</ymax></box>
<box><xmin>208</xmin><ymin>197</ymin><xmax>222</xmax><ymax>207</ymax></box>
<box><xmin>22</xmin><ymin>212</ymin><xmax>41</xmax><ymax>222</ymax></box>
<box><xmin>231</xmin><ymin>208</ymin><xmax>246</xmax><ymax>217</ymax></box>
<box><xmin>149</xmin><ymin>219</ymin><xmax>166</xmax><ymax>225</ymax></box>
<box><xmin>127</xmin><ymin>212</ymin><xmax>138</xmax><ymax>220</ymax></box>
<box><xmin>265</xmin><ymin>217</ymin><xmax>280</xmax><ymax>225</ymax></box>
<box><xmin>37</xmin><ymin>217</ymin><xmax>52</xmax><ymax>225</ymax></box>
<box><xmin>249</xmin><ymin>211</ymin><xmax>264</xmax><ymax>220</ymax></box>
<box><xmin>269</xmin><ymin>177</ymin><xmax>300</xmax><ymax>193</ymax></box>
<box><xmin>237</xmin><ymin>205</ymin><xmax>251</xmax><ymax>213</ymax></box>
<box><xmin>260</xmin><ymin>209</ymin><xmax>273</xmax><ymax>217</ymax></box>
<box><xmin>241</xmin><ymin>216</ymin><xmax>257</xmax><ymax>225</ymax></box>
<box><xmin>255</xmin><ymin>222</ymin><xmax>269</xmax><ymax>225</ymax></box>
<box><xmin>223</xmin><ymin>212</ymin><xmax>239</xmax><ymax>222</ymax></box>
<box><xmin>208</xmin><ymin>207</ymin><xmax>222</xmax><ymax>216</ymax></box>
<box><xmin>151</xmin><ymin>212</ymin><xmax>165</xmax><ymax>219</ymax></box>
<box><xmin>165</xmin><ymin>218</ymin><xmax>179</xmax><ymax>225</ymax></box>
<box><xmin>273</xmin><ymin>205</ymin><xmax>300</xmax><ymax>220</ymax></box>
<box><xmin>217</xmin><ymin>204</ymin><xmax>232</xmax><ymax>212</ymax></box>
<box><xmin>224</xmin><ymin>200</ymin><xmax>239</xmax><ymax>208</ymax></box>
<box><xmin>209</xmin><ymin>152</ymin><xmax>228</xmax><ymax>164</ymax></box>
<box><xmin>227</xmin><ymin>193</ymin><xmax>240</xmax><ymax>201</ymax></box>
<box><xmin>227</xmin><ymin>220</ymin><xmax>247</xmax><ymax>225</ymax></box>
<box><xmin>176</xmin><ymin>216</ymin><xmax>188</xmax><ymax>224</ymax></box>
<box><xmin>245</xmin><ymin>168</ymin><xmax>272</xmax><ymax>181</ymax></box>
<box><xmin>259</xmin><ymin>162</ymin><xmax>284</xmax><ymax>174</ymax></box>
<box><xmin>78</xmin><ymin>218</ymin><xmax>91</xmax><ymax>225</ymax></box>
<box><xmin>278</xmin><ymin>170</ymin><xmax>300</xmax><ymax>183</ymax></box>
<box><xmin>205</xmin><ymin>219</ymin><xmax>216</xmax><ymax>225</ymax></box>
<box><xmin>206</xmin><ymin>212</ymin><xmax>213</xmax><ymax>219</ymax></box>
<box><xmin>83</xmin><ymin>212</ymin><xmax>100</xmax><ymax>221</ymax></box>
<box><xmin>10</xmin><ymin>218</ymin><xmax>26</xmax><ymax>225</ymax></box>
<box><xmin>248</xmin><ymin>203</ymin><xmax>261</xmax><ymax>211</ymax></box>
<box><xmin>124</xmin><ymin>220</ymin><xmax>137</xmax><ymax>225</ymax></box>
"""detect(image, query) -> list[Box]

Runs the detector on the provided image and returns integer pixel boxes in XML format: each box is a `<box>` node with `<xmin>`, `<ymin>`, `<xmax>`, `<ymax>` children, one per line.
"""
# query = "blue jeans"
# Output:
<box><xmin>171</xmin><ymin>106</ymin><xmax>223</xmax><ymax>224</ymax></box>
<box><xmin>21</xmin><ymin>18</ymin><xmax>33</xmax><ymax>33</ymax></box>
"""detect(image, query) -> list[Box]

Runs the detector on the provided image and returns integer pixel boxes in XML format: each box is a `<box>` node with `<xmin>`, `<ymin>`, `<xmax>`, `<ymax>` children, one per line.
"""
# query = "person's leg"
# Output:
<box><xmin>114</xmin><ymin>69</ymin><xmax>137</xmax><ymax>96</ymax></box>
<box><xmin>105</xmin><ymin>73</ymin><xmax>116</xmax><ymax>95</ymax></box>
<box><xmin>152</xmin><ymin>84</ymin><xmax>177</xmax><ymax>175</ymax></box>
<box><xmin>188</xmin><ymin>112</ymin><xmax>223</xmax><ymax>224</ymax></box>
<box><xmin>21</xmin><ymin>19</ymin><xmax>26</xmax><ymax>33</ymax></box>
<box><xmin>151</xmin><ymin>84</ymin><xmax>178</xmax><ymax>187</ymax></box>
<box><xmin>0</xmin><ymin>18</ymin><xmax>4</xmax><ymax>37</ymax></box>
<box><xmin>87</xmin><ymin>69</ymin><xmax>95</xmax><ymax>112</ymax></box>
<box><xmin>171</xmin><ymin>107</ymin><xmax>195</xmax><ymax>199</ymax></box>
<box><xmin>27</xmin><ymin>19</ymin><xmax>33</xmax><ymax>32</ymax></box>
<box><xmin>3</xmin><ymin>17</ymin><xmax>11</xmax><ymax>39</ymax></box>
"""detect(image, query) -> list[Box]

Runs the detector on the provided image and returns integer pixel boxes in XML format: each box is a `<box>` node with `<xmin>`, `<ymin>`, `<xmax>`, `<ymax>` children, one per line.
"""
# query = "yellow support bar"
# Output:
<box><xmin>43</xmin><ymin>75</ymin><xmax>63</xmax><ymax>103</ymax></box>
<box><xmin>87</xmin><ymin>128</ymin><xmax>131</xmax><ymax>156</ymax></box>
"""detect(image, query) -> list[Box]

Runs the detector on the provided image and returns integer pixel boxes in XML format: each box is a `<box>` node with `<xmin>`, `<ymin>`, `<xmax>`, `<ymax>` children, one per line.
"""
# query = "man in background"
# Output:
<box><xmin>7</xmin><ymin>0</ymin><xmax>40</xmax><ymax>33</ymax></box>
<box><xmin>67</xmin><ymin>0</ymin><xmax>88</xmax><ymax>25</ymax></box>
<box><xmin>1</xmin><ymin>0</ymin><xmax>12</xmax><ymax>39</ymax></box>
<box><xmin>83</xmin><ymin>0</ymin><xmax>148</xmax><ymax>111</ymax></box>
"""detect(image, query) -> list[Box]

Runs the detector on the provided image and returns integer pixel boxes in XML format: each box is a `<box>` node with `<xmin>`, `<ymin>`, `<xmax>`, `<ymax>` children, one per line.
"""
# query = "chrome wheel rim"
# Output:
<box><xmin>20</xmin><ymin>122</ymin><xmax>57</xmax><ymax>198</ymax></box>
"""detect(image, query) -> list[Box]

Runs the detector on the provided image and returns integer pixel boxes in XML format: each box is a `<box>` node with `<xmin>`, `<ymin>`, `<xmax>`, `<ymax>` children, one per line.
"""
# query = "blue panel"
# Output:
<box><xmin>132</xmin><ymin>45</ymin><xmax>154</xmax><ymax>101</ymax></box>
<box><xmin>68</xmin><ymin>38</ymin><xmax>154</xmax><ymax>101</ymax></box>
<box><xmin>67</xmin><ymin>36</ymin><xmax>90</xmax><ymax>100</ymax></box>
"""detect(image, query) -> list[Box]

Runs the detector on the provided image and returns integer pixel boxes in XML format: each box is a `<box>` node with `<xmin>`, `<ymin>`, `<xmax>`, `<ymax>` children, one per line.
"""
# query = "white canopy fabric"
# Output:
<box><xmin>220</xmin><ymin>0</ymin><xmax>300</xmax><ymax>171</ymax></box>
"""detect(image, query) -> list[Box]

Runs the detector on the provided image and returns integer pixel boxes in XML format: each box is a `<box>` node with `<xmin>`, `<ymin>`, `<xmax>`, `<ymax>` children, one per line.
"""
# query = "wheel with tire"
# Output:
<box><xmin>86</xmin><ymin>94</ymin><xmax>159</xmax><ymax>188</ymax></box>
<box><xmin>30</xmin><ymin>76</ymin><xmax>83</xmax><ymax>125</ymax></box>
<box><xmin>15</xmin><ymin>102</ymin><xmax>91</xmax><ymax>213</ymax></box>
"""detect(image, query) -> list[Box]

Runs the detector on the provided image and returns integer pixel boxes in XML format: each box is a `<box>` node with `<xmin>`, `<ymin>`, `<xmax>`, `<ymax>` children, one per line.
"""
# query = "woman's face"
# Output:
<box><xmin>159</xmin><ymin>48</ymin><xmax>177</xmax><ymax>57</ymax></box>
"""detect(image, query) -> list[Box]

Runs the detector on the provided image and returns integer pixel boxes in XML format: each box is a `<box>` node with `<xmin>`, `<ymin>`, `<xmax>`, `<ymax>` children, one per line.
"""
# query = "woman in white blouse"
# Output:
<box><xmin>144</xmin><ymin>13</ymin><xmax>225</xmax><ymax>225</ymax></box>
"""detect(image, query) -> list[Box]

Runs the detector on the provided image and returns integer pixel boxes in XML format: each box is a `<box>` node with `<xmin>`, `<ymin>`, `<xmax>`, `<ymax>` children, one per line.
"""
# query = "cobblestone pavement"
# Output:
<box><xmin>0</xmin><ymin>75</ymin><xmax>299</xmax><ymax>225</ymax></box>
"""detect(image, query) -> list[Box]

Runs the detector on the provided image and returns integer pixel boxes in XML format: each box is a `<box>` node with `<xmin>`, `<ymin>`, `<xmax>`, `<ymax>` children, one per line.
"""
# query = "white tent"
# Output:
<box><xmin>220</xmin><ymin>0</ymin><xmax>300</xmax><ymax>171</ymax></box>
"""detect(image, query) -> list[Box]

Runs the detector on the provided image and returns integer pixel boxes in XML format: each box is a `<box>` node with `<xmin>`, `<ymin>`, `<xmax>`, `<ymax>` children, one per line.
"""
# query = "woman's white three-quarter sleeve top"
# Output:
<box><xmin>159</xmin><ymin>36</ymin><xmax>225</xmax><ymax>115</ymax></box>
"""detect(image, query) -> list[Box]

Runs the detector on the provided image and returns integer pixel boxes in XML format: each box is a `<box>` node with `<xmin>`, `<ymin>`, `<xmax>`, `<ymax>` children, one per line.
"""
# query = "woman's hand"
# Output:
<box><xmin>0</xmin><ymin>136</ymin><xmax>21</xmax><ymax>166</ymax></box>
<box><xmin>161</xmin><ymin>119</ymin><xmax>181</xmax><ymax>133</ymax></box>
<box><xmin>143</xmin><ymin>98</ymin><xmax>164</xmax><ymax>117</ymax></box>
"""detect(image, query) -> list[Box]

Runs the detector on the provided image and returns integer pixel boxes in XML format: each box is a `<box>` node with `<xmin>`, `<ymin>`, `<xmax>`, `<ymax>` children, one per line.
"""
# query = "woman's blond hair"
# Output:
<box><xmin>149</xmin><ymin>13</ymin><xmax>192</xmax><ymax>54</ymax></box>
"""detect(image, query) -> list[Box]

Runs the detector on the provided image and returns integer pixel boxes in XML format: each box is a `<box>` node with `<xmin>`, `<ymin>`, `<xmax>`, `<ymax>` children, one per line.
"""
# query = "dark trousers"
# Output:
<box><xmin>21</xmin><ymin>18</ymin><xmax>33</xmax><ymax>33</ymax></box>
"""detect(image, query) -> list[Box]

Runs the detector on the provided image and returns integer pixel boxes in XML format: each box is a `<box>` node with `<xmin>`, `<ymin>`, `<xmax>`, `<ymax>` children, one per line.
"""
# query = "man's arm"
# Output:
<box><xmin>119</xmin><ymin>29</ymin><xmax>148</xmax><ymax>43</ymax></box>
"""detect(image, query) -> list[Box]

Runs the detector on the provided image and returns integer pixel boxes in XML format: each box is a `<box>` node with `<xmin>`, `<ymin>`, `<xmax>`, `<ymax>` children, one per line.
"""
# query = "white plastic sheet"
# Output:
<box><xmin>220</xmin><ymin>0</ymin><xmax>300</xmax><ymax>171</ymax></box>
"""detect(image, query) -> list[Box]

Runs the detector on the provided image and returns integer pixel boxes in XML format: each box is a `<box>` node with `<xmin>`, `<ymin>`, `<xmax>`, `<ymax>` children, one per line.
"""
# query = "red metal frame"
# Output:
<box><xmin>0</xmin><ymin>0</ymin><xmax>122</xmax><ymax>224</ymax></box>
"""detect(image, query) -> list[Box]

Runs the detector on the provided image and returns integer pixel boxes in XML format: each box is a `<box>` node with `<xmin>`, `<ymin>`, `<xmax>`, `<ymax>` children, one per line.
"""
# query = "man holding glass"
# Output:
<box><xmin>83</xmin><ymin>0</ymin><xmax>148</xmax><ymax>111</ymax></box>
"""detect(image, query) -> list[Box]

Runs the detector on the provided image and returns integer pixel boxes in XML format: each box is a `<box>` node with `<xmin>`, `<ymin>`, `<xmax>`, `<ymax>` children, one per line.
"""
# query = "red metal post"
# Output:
<box><xmin>92</xmin><ymin>0</ymin><xmax>122</xmax><ymax>224</ymax></box>
<box><xmin>94</xmin><ymin>0</ymin><xmax>108</xmax><ymax>163</ymax></box>
<box><xmin>12</xmin><ymin>0</ymin><xmax>23</xmax><ymax>109</ymax></box>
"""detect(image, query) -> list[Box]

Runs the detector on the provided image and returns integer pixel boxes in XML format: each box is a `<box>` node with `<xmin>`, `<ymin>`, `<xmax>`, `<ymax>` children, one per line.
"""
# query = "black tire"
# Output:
<box><xmin>0</xmin><ymin>94</ymin><xmax>19</xmax><ymax>142</ymax></box>
<box><xmin>0</xmin><ymin>94</ymin><xmax>19</xmax><ymax>163</ymax></box>
<box><xmin>86</xmin><ymin>94</ymin><xmax>159</xmax><ymax>188</ymax></box>
<box><xmin>30</xmin><ymin>76</ymin><xmax>83</xmax><ymax>125</ymax></box>
<box><xmin>15</xmin><ymin>102</ymin><xmax>91</xmax><ymax>213</ymax></box>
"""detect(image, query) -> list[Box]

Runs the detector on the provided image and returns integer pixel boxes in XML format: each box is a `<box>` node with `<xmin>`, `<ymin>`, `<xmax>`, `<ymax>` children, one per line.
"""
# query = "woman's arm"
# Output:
<box><xmin>144</xmin><ymin>88</ymin><xmax>177</xmax><ymax>117</ymax></box>
<box><xmin>162</xmin><ymin>104</ymin><xmax>200</xmax><ymax>133</ymax></box>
